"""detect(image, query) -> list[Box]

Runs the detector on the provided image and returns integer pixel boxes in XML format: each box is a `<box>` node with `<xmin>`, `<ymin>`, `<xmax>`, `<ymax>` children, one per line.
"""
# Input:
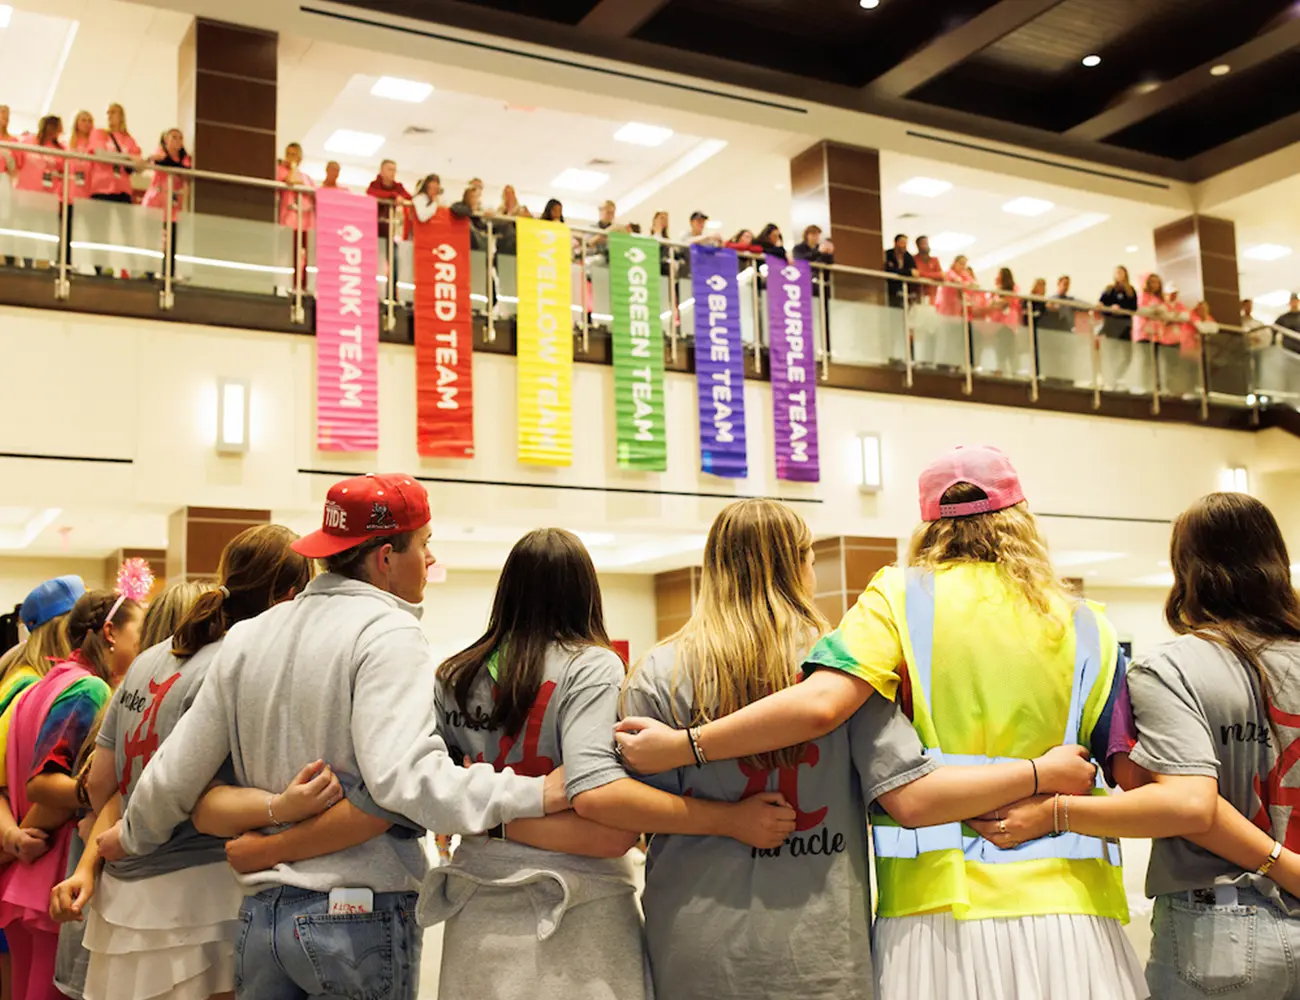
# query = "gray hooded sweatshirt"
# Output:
<box><xmin>118</xmin><ymin>573</ymin><xmax>546</xmax><ymax>893</ymax></box>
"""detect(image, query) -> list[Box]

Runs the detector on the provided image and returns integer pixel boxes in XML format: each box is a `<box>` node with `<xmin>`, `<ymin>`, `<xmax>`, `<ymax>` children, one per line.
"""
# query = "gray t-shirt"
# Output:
<box><xmin>437</xmin><ymin>643</ymin><xmax>629</xmax><ymax>802</ymax></box>
<box><xmin>98</xmin><ymin>639</ymin><xmax>228</xmax><ymax>879</ymax></box>
<box><xmin>1129</xmin><ymin>633</ymin><xmax>1300</xmax><ymax>909</ymax></box>
<box><xmin>624</xmin><ymin>642</ymin><xmax>936</xmax><ymax>1000</ymax></box>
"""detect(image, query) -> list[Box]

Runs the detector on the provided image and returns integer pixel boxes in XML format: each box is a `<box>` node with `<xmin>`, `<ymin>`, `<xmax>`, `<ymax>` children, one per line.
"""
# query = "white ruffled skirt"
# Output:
<box><xmin>874</xmin><ymin>912</ymin><xmax>1148</xmax><ymax>1000</ymax></box>
<box><xmin>82</xmin><ymin>863</ymin><xmax>244</xmax><ymax>1000</ymax></box>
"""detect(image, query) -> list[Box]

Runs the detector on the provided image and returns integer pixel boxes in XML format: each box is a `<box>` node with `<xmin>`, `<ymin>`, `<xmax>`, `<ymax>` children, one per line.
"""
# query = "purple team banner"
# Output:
<box><xmin>766</xmin><ymin>256</ymin><xmax>821</xmax><ymax>482</ymax></box>
<box><xmin>691</xmin><ymin>244</ymin><xmax>748</xmax><ymax>478</ymax></box>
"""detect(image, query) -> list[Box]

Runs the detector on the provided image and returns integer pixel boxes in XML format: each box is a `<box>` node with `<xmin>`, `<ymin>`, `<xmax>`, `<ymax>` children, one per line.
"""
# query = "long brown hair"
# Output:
<box><xmin>172</xmin><ymin>524</ymin><xmax>311</xmax><ymax>658</ymax></box>
<box><xmin>67</xmin><ymin>591</ymin><xmax>142</xmax><ymax>682</ymax></box>
<box><xmin>1166</xmin><ymin>493</ymin><xmax>1300</xmax><ymax>702</ymax></box>
<box><xmin>439</xmin><ymin>529</ymin><xmax>611</xmax><ymax>739</ymax></box>
<box><xmin>629</xmin><ymin>499</ymin><xmax>828</xmax><ymax>770</ymax></box>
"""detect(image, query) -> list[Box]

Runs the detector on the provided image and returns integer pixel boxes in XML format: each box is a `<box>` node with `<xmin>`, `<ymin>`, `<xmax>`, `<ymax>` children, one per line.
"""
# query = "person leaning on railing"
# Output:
<box><xmin>141</xmin><ymin>129</ymin><xmax>190</xmax><ymax>284</ymax></box>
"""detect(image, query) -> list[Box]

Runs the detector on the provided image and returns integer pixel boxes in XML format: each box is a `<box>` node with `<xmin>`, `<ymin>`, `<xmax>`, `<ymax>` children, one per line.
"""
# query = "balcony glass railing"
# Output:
<box><xmin>2</xmin><ymin>139</ymin><xmax>1297</xmax><ymax>423</ymax></box>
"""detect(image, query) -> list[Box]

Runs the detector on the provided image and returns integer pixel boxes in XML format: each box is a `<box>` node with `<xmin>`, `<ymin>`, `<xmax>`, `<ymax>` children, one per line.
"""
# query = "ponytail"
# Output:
<box><xmin>171</xmin><ymin>524</ymin><xmax>310</xmax><ymax>659</ymax></box>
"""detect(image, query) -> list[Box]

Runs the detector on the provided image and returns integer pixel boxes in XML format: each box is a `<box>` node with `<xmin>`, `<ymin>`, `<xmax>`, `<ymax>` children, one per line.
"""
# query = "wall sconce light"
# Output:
<box><xmin>1218</xmin><ymin>466</ymin><xmax>1249</xmax><ymax>494</ymax></box>
<box><xmin>858</xmin><ymin>432</ymin><xmax>882</xmax><ymax>494</ymax></box>
<box><xmin>216</xmin><ymin>377</ymin><xmax>250</xmax><ymax>454</ymax></box>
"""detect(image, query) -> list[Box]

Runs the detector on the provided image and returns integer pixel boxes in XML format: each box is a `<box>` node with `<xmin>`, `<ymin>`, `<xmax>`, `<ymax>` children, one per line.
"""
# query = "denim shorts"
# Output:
<box><xmin>1148</xmin><ymin>887</ymin><xmax>1299</xmax><ymax>999</ymax></box>
<box><xmin>234</xmin><ymin>885</ymin><xmax>422</xmax><ymax>1000</ymax></box>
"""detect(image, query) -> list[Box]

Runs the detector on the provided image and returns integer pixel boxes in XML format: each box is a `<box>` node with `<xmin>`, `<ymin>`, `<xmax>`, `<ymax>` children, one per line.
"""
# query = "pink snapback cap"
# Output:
<box><xmin>918</xmin><ymin>445</ymin><xmax>1026</xmax><ymax>521</ymax></box>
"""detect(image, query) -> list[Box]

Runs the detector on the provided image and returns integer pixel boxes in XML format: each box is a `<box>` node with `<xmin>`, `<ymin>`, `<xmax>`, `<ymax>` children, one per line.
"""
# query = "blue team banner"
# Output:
<box><xmin>691</xmin><ymin>244</ymin><xmax>748</xmax><ymax>478</ymax></box>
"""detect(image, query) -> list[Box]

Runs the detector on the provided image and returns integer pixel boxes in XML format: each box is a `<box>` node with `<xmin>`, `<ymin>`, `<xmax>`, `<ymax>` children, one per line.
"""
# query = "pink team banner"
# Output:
<box><xmin>315</xmin><ymin>188</ymin><xmax>379</xmax><ymax>451</ymax></box>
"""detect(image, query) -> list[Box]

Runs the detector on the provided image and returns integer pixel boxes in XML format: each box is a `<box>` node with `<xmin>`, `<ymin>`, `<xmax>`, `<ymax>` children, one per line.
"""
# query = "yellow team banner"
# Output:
<box><xmin>515</xmin><ymin>218</ymin><xmax>574</xmax><ymax>466</ymax></box>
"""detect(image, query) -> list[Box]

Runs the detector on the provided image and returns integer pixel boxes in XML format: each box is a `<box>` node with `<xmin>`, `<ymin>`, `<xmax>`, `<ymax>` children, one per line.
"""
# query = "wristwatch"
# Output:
<box><xmin>485</xmin><ymin>824</ymin><xmax>508</xmax><ymax>841</ymax></box>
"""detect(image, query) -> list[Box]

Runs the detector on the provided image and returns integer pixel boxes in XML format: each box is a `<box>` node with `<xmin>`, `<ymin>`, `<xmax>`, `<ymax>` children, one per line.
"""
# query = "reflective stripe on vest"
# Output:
<box><xmin>872</xmin><ymin>569</ymin><xmax>1121</xmax><ymax>867</ymax></box>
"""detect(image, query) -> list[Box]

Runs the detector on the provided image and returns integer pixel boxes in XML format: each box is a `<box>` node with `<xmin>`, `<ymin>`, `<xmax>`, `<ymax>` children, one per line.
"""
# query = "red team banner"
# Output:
<box><xmin>413</xmin><ymin>210</ymin><xmax>475</xmax><ymax>457</ymax></box>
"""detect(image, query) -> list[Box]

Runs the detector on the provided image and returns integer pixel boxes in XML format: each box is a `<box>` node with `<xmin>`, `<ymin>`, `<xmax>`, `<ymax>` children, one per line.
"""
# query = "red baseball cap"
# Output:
<box><xmin>293</xmin><ymin>473</ymin><xmax>431</xmax><ymax>559</ymax></box>
<box><xmin>918</xmin><ymin>445</ymin><xmax>1026</xmax><ymax>521</ymax></box>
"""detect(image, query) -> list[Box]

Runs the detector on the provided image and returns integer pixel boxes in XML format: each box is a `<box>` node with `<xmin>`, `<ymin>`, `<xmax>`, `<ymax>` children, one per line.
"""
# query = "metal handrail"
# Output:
<box><xmin>0</xmin><ymin>139</ymin><xmax>1278</xmax><ymax>419</ymax></box>
<box><xmin>0</xmin><ymin>140</ymin><xmax>1261</xmax><ymax>335</ymax></box>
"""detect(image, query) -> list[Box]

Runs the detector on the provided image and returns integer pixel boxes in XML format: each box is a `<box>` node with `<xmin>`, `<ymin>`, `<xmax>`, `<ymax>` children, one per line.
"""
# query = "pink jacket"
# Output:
<box><xmin>66</xmin><ymin>135</ymin><xmax>94</xmax><ymax>200</ymax></box>
<box><xmin>88</xmin><ymin>129</ymin><xmax>141</xmax><ymax>198</ymax></box>
<box><xmin>985</xmin><ymin>285</ymin><xmax>1022</xmax><ymax>327</ymax></box>
<box><xmin>1132</xmin><ymin>290</ymin><xmax>1168</xmax><ymax>344</ymax></box>
<box><xmin>141</xmin><ymin>148</ymin><xmax>190</xmax><ymax>222</ymax></box>
<box><xmin>277</xmin><ymin>161</ymin><xmax>316</xmax><ymax>230</ymax></box>
<box><xmin>1165</xmin><ymin>295</ymin><xmax>1203</xmax><ymax>354</ymax></box>
<box><xmin>935</xmin><ymin>268</ymin><xmax>976</xmax><ymax>317</ymax></box>
<box><xmin>12</xmin><ymin>137</ymin><xmax>66</xmax><ymax>199</ymax></box>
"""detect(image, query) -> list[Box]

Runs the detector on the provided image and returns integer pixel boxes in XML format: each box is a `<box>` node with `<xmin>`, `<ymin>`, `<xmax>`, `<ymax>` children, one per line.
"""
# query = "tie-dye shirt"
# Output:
<box><xmin>30</xmin><ymin>652</ymin><xmax>110</xmax><ymax>781</ymax></box>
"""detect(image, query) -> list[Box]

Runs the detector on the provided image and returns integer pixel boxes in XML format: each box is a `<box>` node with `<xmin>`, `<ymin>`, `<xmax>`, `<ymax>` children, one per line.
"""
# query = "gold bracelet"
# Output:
<box><xmin>1052</xmin><ymin>794</ymin><xmax>1061</xmax><ymax>836</ymax></box>
<box><xmin>1062</xmin><ymin>794</ymin><xmax>1072</xmax><ymax>834</ymax></box>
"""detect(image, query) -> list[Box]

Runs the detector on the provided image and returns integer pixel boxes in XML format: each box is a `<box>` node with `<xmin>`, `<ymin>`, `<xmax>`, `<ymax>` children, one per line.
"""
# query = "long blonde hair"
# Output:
<box><xmin>631</xmin><ymin>499</ymin><xmax>828</xmax><ymax>769</ymax></box>
<box><xmin>139</xmin><ymin>581</ymin><xmax>213</xmax><ymax>650</ymax></box>
<box><xmin>4</xmin><ymin>615</ymin><xmax>72</xmax><ymax>682</ymax></box>
<box><xmin>908</xmin><ymin>482</ymin><xmax>1072</xmax><ymax>633</ymax></box>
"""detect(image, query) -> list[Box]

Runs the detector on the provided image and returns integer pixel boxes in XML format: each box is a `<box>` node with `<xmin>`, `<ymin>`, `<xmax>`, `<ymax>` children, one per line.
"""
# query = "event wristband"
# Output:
<box><xmin>1258</xmin><ymin>841</ymin><xmax>1283</xmax><ymax>877</ymax></box>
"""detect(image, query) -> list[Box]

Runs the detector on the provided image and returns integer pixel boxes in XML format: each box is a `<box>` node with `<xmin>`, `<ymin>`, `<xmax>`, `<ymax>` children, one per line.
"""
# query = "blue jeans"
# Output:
<box><xmin>1148</xmin><ymin>888</ymin><xmax>1300</xmax><ymax>999</ymax></box>
<box><xmin>235</xmin><ymin>886</ymin><xmax>422</xmax><ymax>1000</ymax></box>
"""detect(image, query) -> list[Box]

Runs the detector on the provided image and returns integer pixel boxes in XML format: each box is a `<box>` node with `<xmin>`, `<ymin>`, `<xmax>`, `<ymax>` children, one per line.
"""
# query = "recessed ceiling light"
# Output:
<box><xmin>370</xmin><ymin>76</ymin><xmax>433</xmax><ymax>103</ymax></box>
<box><xmin>1210</xmin><ymin>64</ymin><xmax>1231</xmax><ymax>77</ymax></box>
<box><xmin>1125</xmin><ymin>244</ymin><xmax>1139</xmax><ymax>253</ymax></box>
<box><xmin>860</xmin><ymin>0</ymin><xmax>880</xmax><ymax>8</ymax></box>
<box><xmin>614</xmin><ymin>122</ymin><xmax>674</xmax><ymax>147</ymax></box>
<box><xmin>1002</xmin><ymin>196</ymin><xmax>1054</xmax><ymax>217</ymax></box>
<box><xmin>552</xmin><ymin>167</ymin><xmax>610</xmax><ymax>193</ymax></box>
<box><xmin>928</xmin><ymin>231</ymin><xmax>976</xmax><ymax>253</ymax></box>
<box><xmin>1082</xmin><ymin>54</ymin><xmax>1101</xmax><ymax>67</ymax></box>
<box><xmin>899</xmin><ymin>176</ymin><xmax>952</xmax><ymax>198</ymax></box>
<box><xmin>324</xmin><ymin>129</ymin><xmax>385</xmax><ymax>157</ymax></box>
<box><xmin>1244</xmin><ymin>243</ymin><xmax>1292</xmax><ymax>261</ymax></box>
<box><xmin>1255</xmin><ymin>289</ymin><xmax>1292</xmax><ymax>307</ymax></box>
<box><xmin>0</xmin><ymin>5</ymin><xmax>11</xmax><ymax>28</ymax></box>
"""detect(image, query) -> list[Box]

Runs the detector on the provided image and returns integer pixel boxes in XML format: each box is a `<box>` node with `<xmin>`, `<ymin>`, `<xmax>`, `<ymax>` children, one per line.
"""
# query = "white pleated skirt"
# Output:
<box><xmin>874</xmin><ymin>913</ymin><xmax>1148</xmax><ymax>1000</ymax></box>
<box><xmin>82</xmin><ymin>863</ymin><xmax>244</xmax><ymax>1000</ymax></box>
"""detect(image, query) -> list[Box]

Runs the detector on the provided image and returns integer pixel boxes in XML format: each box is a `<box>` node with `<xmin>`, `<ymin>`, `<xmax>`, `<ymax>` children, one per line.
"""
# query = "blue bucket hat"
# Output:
<box><xmin>20</xmin><ymin>575</ymin><xmax>86</xmax><ymax>631</ymax></box>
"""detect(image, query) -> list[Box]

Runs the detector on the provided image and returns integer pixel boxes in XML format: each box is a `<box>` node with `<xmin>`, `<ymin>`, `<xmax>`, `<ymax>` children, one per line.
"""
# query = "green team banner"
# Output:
<box><xmin>608</xmin><ymin>231</ymin><xmax>667</xmax><ymax>471</ymax></box>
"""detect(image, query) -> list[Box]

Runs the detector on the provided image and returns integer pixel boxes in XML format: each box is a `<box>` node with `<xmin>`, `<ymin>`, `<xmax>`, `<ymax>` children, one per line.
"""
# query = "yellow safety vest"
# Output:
<box><xmin>872</xmin><ymin>567</ymin><xmax>1128</xmax><ymax>922</ymax></box>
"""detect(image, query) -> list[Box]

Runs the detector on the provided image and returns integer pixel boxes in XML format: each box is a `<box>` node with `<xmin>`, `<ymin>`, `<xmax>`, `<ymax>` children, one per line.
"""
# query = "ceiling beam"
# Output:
<box><xmin>578</xmin><ymin>0</ymin><xmax>671</xmax><ymax>37</ymax></box>
<box><xmin>1068</xmin><ymin>18</ymin><xmax>1300</xmax><ymax>141</ymax></box>
<box><xmin>866</xmin><ymin>0</ymin><xmax>1066</xmax><ymax>99</ymax></box>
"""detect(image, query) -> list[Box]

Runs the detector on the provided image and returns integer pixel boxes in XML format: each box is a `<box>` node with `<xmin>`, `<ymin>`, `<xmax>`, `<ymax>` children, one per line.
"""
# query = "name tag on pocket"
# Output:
<box><xmin>328</xmin><ymin>888</ymin><xmax>374</xmax><ymax>915</ymax></box>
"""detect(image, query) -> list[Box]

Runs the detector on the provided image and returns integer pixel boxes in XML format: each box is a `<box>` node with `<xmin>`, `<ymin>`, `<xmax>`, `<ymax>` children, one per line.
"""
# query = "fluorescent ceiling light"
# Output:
<box><xmin>1002</xmin><ymin>196</ymin><xmax>1054</xmax><ymax>217</ymax></box>
<box><xmin>576</xmin><ymin>531</ymin><xmax>615</xmax><ymax>548</ymax></box>
<box><xmin>860</xmin><ymin>0</ymin><xmax>881</xmax><ymax>7</ymax></box>
<box><xmin>0</xmin><ymin>5</ymin><xmax>12</xmax><ymax>28</ymax></box>
<box><xmin>1210</xmin><ymin>64</ymin><xmax>1231</xmax><ymax>77</ymax></box>
<box><xmin>0</xmin><ymin>507</ymin><xmax>61</xmax><ymax>550</ymax></box>
<box><xmin>1255</xmin><ymin>289</ymin><xmax>1292</xmax><ymax>307</ymax></box>
<box><xmin>1244</xmin><ymin>243</ymin><xmax>1292</xmax><ymax>262</ymax></box>
<box><xmin>928</xmin><ymin>231</ymin><xmax>976</xmax><ymax>253</ymax></box>
<box><xmin>1082</xmin><ymin>54</ymin><xmax>1101</xmax><ymax>68</ymax></box>
<box><xmin>552</xmin><ymin>167</ymin><xmax>610</xmax><ymax>193</ymax></box>
<box><xmin>1132</xmin><ymin>571</ymin><xmax>1174</xmax><ymax>588</ymax></box>
<box><xmin>324</xmin><ymin>129</ymin><xmax>385</xmax><ymax>157</ymax></box>
<box><xmin>899</xmin><ymin>176</ymin><xmax>952</xmax><ymax>198</ymax></box>
<box><xmin>614</xmin><ymin>122</ymin><xmax>673</xmax><ymax>147</ymax></box>
<box><xmin>370</xmin><ymin>76</ymin><xmax>433</xmax><ymax>103</ymax></box>
<box><xmin>1125</xmin><ymin>244</ymin><xmax>1139</xmax><ymax>253</ymax></box>
<box><xmin>617</xmin><ymin>138</ymin><xmax>727</xmax><ymax>214</ymax></box>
